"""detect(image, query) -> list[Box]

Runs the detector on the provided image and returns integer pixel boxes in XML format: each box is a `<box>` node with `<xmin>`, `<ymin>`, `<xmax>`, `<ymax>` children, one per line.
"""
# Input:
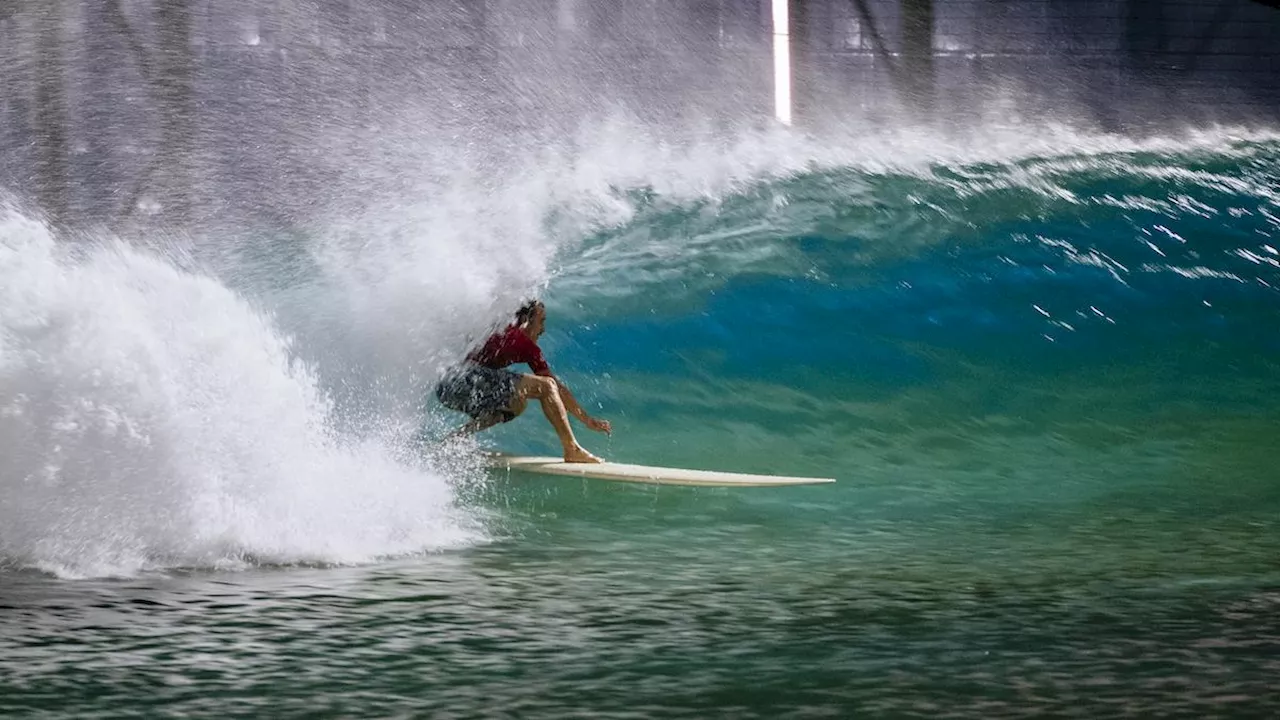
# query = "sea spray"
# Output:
<box><xmin>0</xmin><ymin>209</ymin><xmax>479</xmax><ymax>577</ymax></box>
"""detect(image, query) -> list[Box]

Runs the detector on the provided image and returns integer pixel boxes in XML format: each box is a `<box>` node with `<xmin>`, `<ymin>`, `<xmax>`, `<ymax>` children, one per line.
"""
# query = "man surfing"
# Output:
<box><xmin>435</xmin><ymin>300</ymin><xmax>611</xmax><ymax>463</ymax></box>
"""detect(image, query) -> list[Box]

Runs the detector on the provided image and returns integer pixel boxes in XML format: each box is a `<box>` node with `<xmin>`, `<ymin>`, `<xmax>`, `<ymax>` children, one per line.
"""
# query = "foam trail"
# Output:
<box><xmin>0</xmin><ymin>209</ymin><xmax>479</xmax><ymax>578</ymax></box>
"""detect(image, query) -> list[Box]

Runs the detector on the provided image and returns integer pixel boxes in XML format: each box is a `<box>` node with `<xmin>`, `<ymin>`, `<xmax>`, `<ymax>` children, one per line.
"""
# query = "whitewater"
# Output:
<box><xmin>2</xmin><ymin>121</ymin><xmax>1278</xmax><ymax>580</ymax></box>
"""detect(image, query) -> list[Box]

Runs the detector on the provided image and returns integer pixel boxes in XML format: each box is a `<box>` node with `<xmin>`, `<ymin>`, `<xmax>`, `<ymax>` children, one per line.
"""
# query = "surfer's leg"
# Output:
<box><xmin>507</xmin><ymin>396</ymin><xmax>528</xmax><ymax>418</ymax></box>
<box><xmin>515</xmin><ymin>375</ymin><xmax>602</xmax><ymax>464</ymax></box>
<box><xmin>444</xmin><ymin>412</ymin><xmax>505</xmax><ymax>440</ymax></box>
<box><xmin>439</xmin><ymin>366</ymin><xmax>520</xmax><ymax>440</ymax></box>
<box><xmin>449</xmin><ymin>396</ymin><xmax>524</xmax><ymax>440</ymax></box>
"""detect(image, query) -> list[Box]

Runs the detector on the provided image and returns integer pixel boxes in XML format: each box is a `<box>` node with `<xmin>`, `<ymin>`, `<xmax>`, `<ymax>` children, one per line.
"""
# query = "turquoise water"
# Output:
<box><xmin>2</xmin><ymin>128</ymin><xmax>1279</xmax><ymax>716</ymax></box>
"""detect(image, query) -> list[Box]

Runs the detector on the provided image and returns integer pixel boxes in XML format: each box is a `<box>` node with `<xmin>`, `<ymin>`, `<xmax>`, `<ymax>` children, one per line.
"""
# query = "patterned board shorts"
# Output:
<box><xmin>435</xmin><ymin>363</ymin><xmax>520</xmax><ymax>421</ymax></box>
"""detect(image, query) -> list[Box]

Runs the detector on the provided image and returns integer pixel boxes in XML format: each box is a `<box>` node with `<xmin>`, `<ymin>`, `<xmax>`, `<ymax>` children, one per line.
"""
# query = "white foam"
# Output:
<box><xmin>0</xmin><ymin>208</ymin><xmax>481</xmax><ymax>578</ymax></box>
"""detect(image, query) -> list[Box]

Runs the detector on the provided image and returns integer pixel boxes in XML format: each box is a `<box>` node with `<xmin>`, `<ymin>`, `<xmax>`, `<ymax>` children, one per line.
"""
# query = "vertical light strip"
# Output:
<box><xmin>772</xmin><ymin>0</ymin><xmax>792</xmax><ymax>125</ymax></box>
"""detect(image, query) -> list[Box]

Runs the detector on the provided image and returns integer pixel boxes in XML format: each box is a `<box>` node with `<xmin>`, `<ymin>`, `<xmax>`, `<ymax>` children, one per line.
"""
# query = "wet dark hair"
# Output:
<box><xmin>515</xmin><ymin>300</ymin><xmax>544</xmax><ymax>325</ymax></box>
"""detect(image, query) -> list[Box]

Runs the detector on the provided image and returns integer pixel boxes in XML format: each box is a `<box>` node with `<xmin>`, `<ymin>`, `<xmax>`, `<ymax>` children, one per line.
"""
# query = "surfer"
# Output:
<box><xmin>435</xmin><ymin>300</ymin><xmax>611</xmax><ymax>463</ymax></box>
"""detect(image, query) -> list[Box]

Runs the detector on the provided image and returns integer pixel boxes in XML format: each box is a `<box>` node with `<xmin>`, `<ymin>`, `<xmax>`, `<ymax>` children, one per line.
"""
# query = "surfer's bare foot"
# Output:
<box><xmin>563</xmin><ymin>446</ymin><xmax>604</xmax><ymax>464</ymax></box>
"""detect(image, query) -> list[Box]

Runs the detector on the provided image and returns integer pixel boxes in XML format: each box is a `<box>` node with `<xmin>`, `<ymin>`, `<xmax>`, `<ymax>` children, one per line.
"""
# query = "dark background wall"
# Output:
<box><xmin>791</xmin><ymin>0</ymin><xmax>1280</xmax><ymax>128</ymax></box>
<box><xmin>1</xmin><ymin>0</ymin><xmax>1277</xmax><ymax>232</ymax></box>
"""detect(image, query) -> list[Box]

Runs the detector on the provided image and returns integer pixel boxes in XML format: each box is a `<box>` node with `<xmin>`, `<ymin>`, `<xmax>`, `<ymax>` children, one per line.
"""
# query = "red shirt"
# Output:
<box><xmin>467</xmin><ymin>325</ymin><xmax>550</xmax><ymax>375</ymax></box>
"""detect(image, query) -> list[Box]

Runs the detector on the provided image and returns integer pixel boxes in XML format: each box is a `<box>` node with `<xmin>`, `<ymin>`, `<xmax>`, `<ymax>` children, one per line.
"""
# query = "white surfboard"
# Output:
<box><xmin>488</xmin><ymin>453</ymin><xmax>835</xmax><ymax>487</ymax></box>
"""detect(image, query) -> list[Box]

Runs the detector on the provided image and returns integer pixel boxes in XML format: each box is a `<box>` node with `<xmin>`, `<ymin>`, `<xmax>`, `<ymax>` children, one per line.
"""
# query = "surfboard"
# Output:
<box><xmin>487</xmin><ymin>453</ymin><xmax>835</xmax><ymax>487</ymax></box>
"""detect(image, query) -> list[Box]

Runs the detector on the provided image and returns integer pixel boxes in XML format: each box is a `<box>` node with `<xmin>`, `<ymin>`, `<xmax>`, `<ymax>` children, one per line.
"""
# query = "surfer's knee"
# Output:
<box><xmin>526</xmin><ymin>375</ymin><xmax>557</xmax><ymax>398</ymax></box>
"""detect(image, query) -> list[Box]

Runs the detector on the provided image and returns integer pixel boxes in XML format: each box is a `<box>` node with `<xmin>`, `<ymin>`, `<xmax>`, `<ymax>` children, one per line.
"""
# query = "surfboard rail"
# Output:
<box><xmin>487</xmin><ymin>453</ymin><xmax>835</xmax><ymax>487</ymax></box>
